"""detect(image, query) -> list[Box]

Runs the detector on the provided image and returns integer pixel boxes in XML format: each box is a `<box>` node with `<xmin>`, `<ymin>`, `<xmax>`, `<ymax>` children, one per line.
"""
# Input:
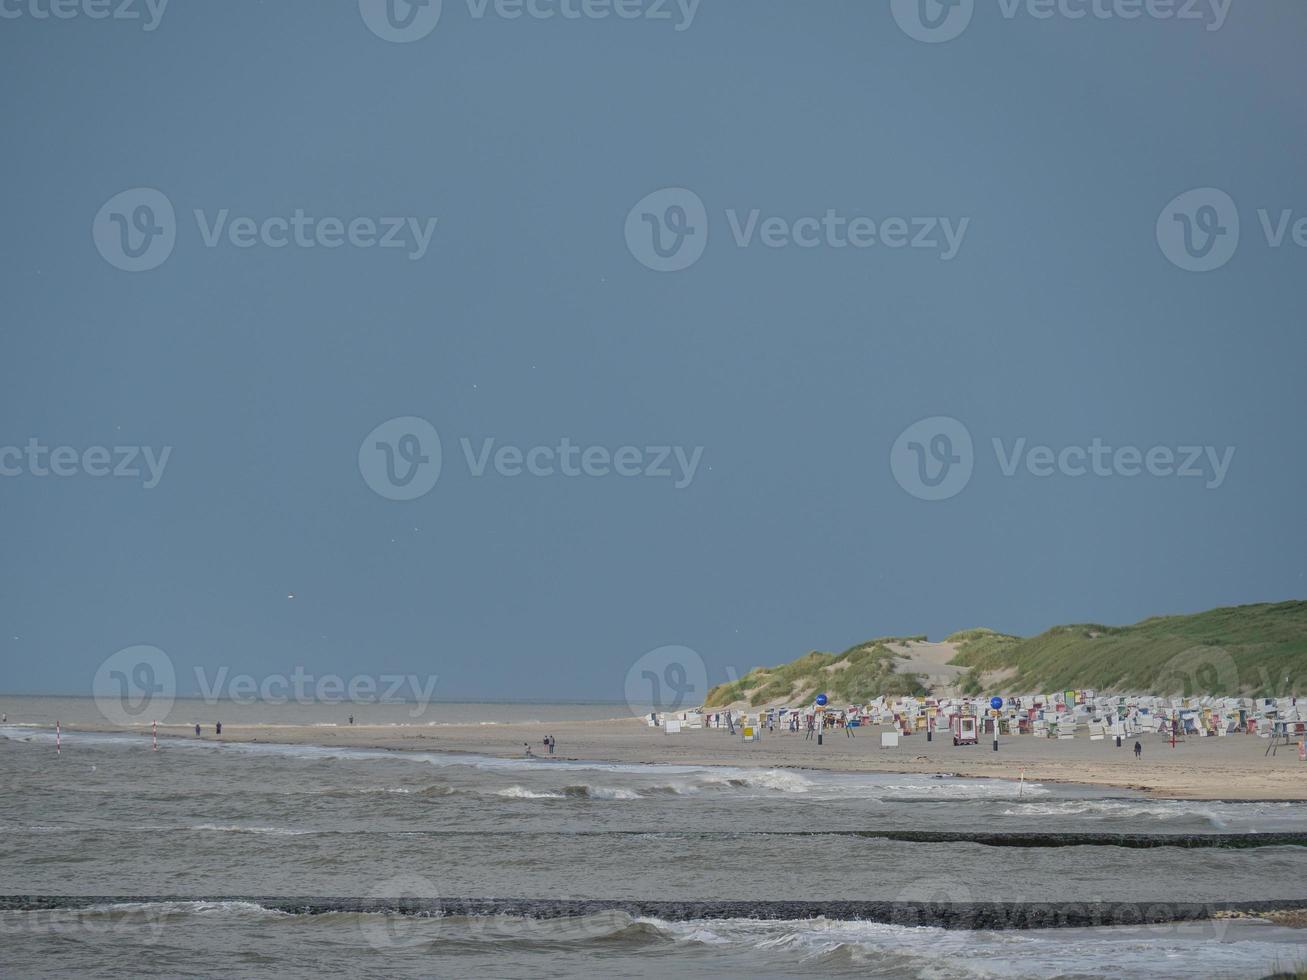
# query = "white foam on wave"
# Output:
<box><xmin>189</xmin><ymin>824</ymin><xmax>312</xmax><ymax>836</ymax></box>
<box><xmin>998</xmin><ymin>798</ymin><xmax>1298</xmax><ymax>831</ymax></box>
<box><xmin>496</xmin><ymin>786</ymin><xmax>566</xmax><ymax>799</ymax></box>
<box><xmin>1</xmin><ymin>725</ymin><xmax>1048</xmax><ymax>801</ymax></box>
<box><xmin>644</xmin><ymin>916</ymin><xmax>1307</xmax><ymax>976</ymax></box>
<box><xmin>700</xmin><ymin>770</ymin><xmax>816</xmax><ymax>793</ymax></box>
<box><xmin>572</xmin><ymin>785</ymin><xmax>640</xmax><ymax>801</ymax></box>
<box><xmin>493</xmin><ymin>784</ymin><xmax>640</xmax><ymax>800</ymax></box>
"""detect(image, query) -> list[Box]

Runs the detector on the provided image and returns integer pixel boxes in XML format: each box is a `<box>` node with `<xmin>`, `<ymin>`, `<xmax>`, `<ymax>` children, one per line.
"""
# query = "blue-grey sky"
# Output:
<box><xmin>2</xmin><ymin>0</ymin><xmax>1304</xmax><ymax>701</ymax></box>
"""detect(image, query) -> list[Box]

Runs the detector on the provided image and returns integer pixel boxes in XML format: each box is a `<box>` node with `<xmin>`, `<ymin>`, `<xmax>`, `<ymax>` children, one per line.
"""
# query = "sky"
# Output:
<box><xmin>1</xmin><ymin>0</ymin><xmax>1305</xmax><ymax>704</ymax></box>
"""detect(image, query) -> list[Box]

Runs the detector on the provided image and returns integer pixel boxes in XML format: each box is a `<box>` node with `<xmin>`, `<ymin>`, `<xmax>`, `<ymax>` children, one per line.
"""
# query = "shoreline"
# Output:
<box><xmin>10</xmin><ymin>716</ymin><xmax>1307</xmax><ymax>801</ymax></box>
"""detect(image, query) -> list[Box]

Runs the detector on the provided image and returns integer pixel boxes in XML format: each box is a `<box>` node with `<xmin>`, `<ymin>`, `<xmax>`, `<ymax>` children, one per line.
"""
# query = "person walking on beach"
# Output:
<box><xmin>524</xmin><ymin>742</ymin><xmax>534</xmax><ymax>758</ymax></box>
<box><xmin>1134</xmin><ymin>740</ymin><xmax>1142</xmax><ymax>759</ymax></box>
<box><xmin>194</xmin><ymin>724</ymin><xmax>201</xmax><ymax>736</ymax></box>
<box><xmin>845</xmin><ymin>715</ymin><xmax>855</xmax><ymax>738</ymax></box>
<box><xmin>215</xmin><ymin>722</ymin><xmax>222</xmax><ymax>735</ymax></box>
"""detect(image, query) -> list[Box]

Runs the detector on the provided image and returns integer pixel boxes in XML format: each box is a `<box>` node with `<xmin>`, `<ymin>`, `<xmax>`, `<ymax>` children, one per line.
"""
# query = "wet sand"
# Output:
<box><xmin>68</xmin><ymin>716</ymin><xmax>1307</xmax><ymax>801</ymax></box>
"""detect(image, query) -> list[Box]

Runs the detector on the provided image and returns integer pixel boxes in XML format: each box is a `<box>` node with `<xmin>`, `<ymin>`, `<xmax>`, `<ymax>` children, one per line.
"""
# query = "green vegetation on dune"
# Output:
<box><xmin>958</xmin><ymin>601</ymin><xmax>1307</xmax><ymax>696</ymax></box>
<box><xmin>944</xmin><ymin>628</ymin><xmax>1022</xmax><ymax>669</ymax></box>
<box><xmin>704</xmin><ymin>601</ymin><xmax>1307</xmax><ymax>706</ymax></box>
<box><xmin>703</xmin><ymin>639</ymin><xmax>928</xmax><ymax>708</ymax></box>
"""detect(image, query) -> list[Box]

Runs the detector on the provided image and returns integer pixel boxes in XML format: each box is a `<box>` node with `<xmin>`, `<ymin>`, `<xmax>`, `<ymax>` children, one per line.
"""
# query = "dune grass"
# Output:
<box><xmin>706</xmin><ymin>601</ymin><xmax>1306</xmax><ymax>705</ymax></box>
<box><xmin>704</xmin><ymin>639</ymin><xmax>927</xmax><ymax>708</ymax></box>
<box><xmin>949</xmin><ymin>601</ymin><xmax>1307</xmax><ymax>696</ymax></box>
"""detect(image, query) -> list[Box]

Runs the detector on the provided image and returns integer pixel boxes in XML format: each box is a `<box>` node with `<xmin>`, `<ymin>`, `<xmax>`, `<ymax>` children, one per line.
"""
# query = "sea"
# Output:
<box><xmin>2</xmin><ymin>696</ymin><xmax>1305</xmax><ymax>979</ymax></box>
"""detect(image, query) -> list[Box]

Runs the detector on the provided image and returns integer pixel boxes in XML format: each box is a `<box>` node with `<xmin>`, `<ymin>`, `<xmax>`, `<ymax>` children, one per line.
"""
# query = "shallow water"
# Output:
<box><xmin>2</xmin><ymin>721</ymin><xmax>1305</xmax><ymax>978</ymax></box>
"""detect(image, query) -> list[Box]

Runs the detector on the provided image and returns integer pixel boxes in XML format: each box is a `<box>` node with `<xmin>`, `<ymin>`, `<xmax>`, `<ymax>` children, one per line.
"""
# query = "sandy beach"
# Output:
<box><xmin>65</xmin><ymin>715</ymin><xmax>1307</xmax><ymax>801</ymax></box>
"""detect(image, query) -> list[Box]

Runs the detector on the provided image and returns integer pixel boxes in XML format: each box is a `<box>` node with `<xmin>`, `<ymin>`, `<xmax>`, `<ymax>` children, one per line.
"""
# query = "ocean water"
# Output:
<box><xmin>2</xmin><ymin>708</ymin><xmax>1306</xmax><ymax>978</ymax></box>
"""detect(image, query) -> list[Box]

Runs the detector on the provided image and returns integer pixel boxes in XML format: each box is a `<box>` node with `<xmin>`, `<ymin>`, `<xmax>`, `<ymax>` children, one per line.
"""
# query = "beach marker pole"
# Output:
<box><xmin>1019</xmin><ymin>768</ymin><xmax>1025</xmax><ymax>797</ymax></box>
<box><xmin>153</xmin><ymin>720</ymin><xmax>158</xmax><ymax>752</ymax></box>
<box><xmin>56</xmin><ymin>721</ymin><xmax>61</xmax><ymax>757</ymax></box>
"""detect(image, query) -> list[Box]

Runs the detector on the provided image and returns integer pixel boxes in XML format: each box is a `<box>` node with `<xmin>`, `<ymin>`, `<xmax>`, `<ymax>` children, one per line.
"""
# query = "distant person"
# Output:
<box><xmin>845</xmin><ymin>716</ymin><xmax>855</xmax><ymax>738</ymax></box>
<box><xmin>194</xmin><ymin>724</ymin><xmax>201</xmax><ymax>737</ymax></box>
<box><xmin>524</xmin><ymin>742</ymin><xmax>534</xmax><ymax>758</ymax></box>
<box><xmin>349</xmin><ymin>715</ymin><xmax>354</xmax><ymax>725</ymax></box>
<box><xmin>215</xmin><ymin>722</ymin><xmax>222</xmax><ymax>735</ymax></box>
<box><xmin>1134</xmin><ymin>741</ymin><xmax>1142</xmax><ymax>759</ymax></box>
<box><xmin>548</xmin><ymin>735</ymin><xmax>556</xmax><ymax>755</ymax></box>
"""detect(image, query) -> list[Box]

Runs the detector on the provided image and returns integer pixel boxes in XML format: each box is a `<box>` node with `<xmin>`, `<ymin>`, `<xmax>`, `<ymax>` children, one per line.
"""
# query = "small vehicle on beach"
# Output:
<box><xmin>952</xmin><ymin>715</ymin><xmax>978</xmax><ymax>746</ymax></box>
